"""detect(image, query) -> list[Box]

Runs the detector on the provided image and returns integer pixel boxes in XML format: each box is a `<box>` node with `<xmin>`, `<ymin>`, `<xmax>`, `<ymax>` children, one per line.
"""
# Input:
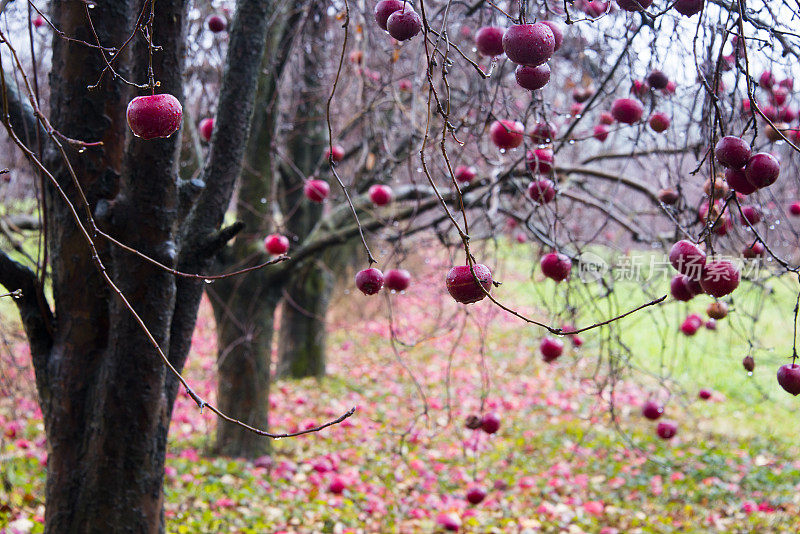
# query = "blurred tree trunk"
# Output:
<box><xmin>208</xmin><ymin>2</ymin><xmax>306</xmax><ymax>457</ymax></box>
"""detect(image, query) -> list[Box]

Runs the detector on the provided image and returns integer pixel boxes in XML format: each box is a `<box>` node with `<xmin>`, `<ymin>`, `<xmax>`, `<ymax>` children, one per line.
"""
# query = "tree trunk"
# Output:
<box><xmin>277</xmin><ymin>261</ymin><xmax>333</xmax><ymax>378</ymax></box>
<box><xmin>211</xmin><ymin>276</ymin><xmax>279</xmax><ymax>457</ymax></box>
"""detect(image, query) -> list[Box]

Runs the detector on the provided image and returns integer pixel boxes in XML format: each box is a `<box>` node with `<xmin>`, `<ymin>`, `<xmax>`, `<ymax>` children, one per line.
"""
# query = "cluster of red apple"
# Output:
<box><xmin>668</xmin><ymin>240</ymin><xmax>740</xmax><ymax>302</ymax></box>
<box><xmin>354</xmin><ymin>267</ymin><xmax>412</xmax><ymax>295</ymax></box>
<box><xmin>474</xmin><ymin>21</ymin><xmax>562</xmax><ymax>92</ymax></box>
<box><xmin>750</xmin><ymin>71</ymin><xmax>799</xmax><ymax>143</ymax></box>
<box><xmin>374</xmin><ymin>1</ymin><xmax>422</xmax><ymax>42</ymax></box>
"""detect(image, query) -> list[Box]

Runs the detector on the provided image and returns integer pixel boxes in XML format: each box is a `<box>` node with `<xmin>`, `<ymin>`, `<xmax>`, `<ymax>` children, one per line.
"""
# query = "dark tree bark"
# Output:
<box><xmin>0</xmin><ymin>0</ymin><xmax>276</xmax><ymax>531</ymax></box>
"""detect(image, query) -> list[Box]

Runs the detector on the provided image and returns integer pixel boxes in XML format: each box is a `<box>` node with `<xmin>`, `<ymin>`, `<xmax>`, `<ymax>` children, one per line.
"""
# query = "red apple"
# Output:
<box><xmin>502</xmin><ymin>23</ymin><xmax>555</xmax><ymax>66</ymax></box>
<box><xmin>759</xmin><ymin>70</ymin><xmax>775</xmax><ymax>89</ymax></box>
<box><xmin>670</xmin><ymin>274</ymin><xmax>698</xmax><ymax>302</ymax></box>
<box><xmin>475</xmin><ymin>26</ymin><xmax>505</xmax><ymax>57</ymax></box>
<box><xmin>515</xmin><ymin>64</ymin><xmax>551</xmax><ymax>91</ymax></box>
<box><xmin>455</xmin><ymin>165</ymin><xmax>476</xmax><ymax>183</ymax></box>
<box><xmin>700</xmin><ymin>260</ymin><xmax>740</xmax><ymax>297</ymax></box>
<box><xmin>646</xmin><ymin>70</ymin><xmax>669</xmax><ymax>90</ymax></box>
<box><xmin>480</xmin><ymin>412</ymin><xmax>501</xmax><ymax>434</ymax></box>
<box><xmin>355</xmin><ymin>268</ymin><xmax>384</xmax><ymax>295</ymax></box>
<box><xmin>374</xmin><ymin>0</ymin><xmax>405</xmax><ymax>30</ymax></box>
<box><xmin>599</xmin><ymin>112</ymin><xmax>615</xmax><ymax>125</ymax></box>
<box><xmin>126</xmin><ymin>94</ymin><xmax>182</xmax><ymax>140</ymax></box>
<box><xmin>529</xmin><ymin>122</ymin><xmax>557</xmax><ymax>143</ymax></box>
<box><xmin>680</xmin><ymin>317</ymin><xmax>700</xmax><ymax>336</ymax></box>
<box><xmin>610</xmin><ymin>98</ymin><xmax>643</xmax><ymax>124</ymax></box>
<box><xmin>770</xmin><ymin>86</ymin><xmax>789</xmax><ymax>107</ymax></box>
<box><xmin>673</xmin><ymin>0</ymin><xmax>703</xmax><ymax>16</ymax></box>
<box><xmin>386</xmin><ymin>8</ymin><xmax>422</xmax><ymax>41</ymax></box>
<box><xmin>466</xmin><ymin>486</ymin><xmax>487</xmax><ymax>505</ymax></box>
<box><xmin>617</xmin><ymin>0</ymin><xmax>653</xmax><ymax>11</ymax></box>
<box><xmin>714</xmin><ymin>136</ymin><xmax>751</xmax><ymax>169</ymax></box>
<box><xmin>648</xmin><ymin>112</ymin><xmax>670</xmax><ymax>133</ymax></box>
<box><xmin>436</xmin><ymin>512</ymin><xmax>462</xmax><ymax>532</ymax></box>
<box><xmin>384</xmin><ymin>269</ymin><xmax>411</xmax><ymax>291</ymax></box>
<box><xmin>724</xmin><ymin>167</ymin><xmax>757</xmax><ymax>195</ymax></box>
<box><xmin>658</xmin><ymin>188</ymin><xmax>679</xmax><ymax>204</ymax></box>
<box><xmin>304</xmin><ymin>179</ymin><xmax>330</xmax><ymax>203</ymax></box>
<box><xmin>446</xmin><ymin>264</ymin><xmax>492</xmax><ymax>304</ymax></box>
<box><xmin>328</xmin><ymin>476</ymin><xmax>346</xmax><ymax>494</ymax></box>
<box><xmin>207</xmin><ymin>14</ymin><xmax>226</xmax><ymax>33</ymax></box>
<box><xmin>526</xmin><ymin>148</ymin><xmax>554</xmax><ymax>174</ymax></box>
<box><xmin>698</xmin><ymin>388</ymin><xmax>712</xmax><ymax>400</ymax></box>
<box><xmin>368</xmin><ymin>184</ymin><xmax>393</xmax><ymax>206</ymax></box>
<box><xmin>264</xmin><ymin>234</ymin><xmax>289</xmax><ymax>255</ymax></box>
<box><xmin>663</xmin><ymin>80</ymin><xmax>677</xmax><ymax>94</ymax></box>
<box><xmin>745</xmin><ymin>152</ymin><xmax>780</xmax><ymax>189</ymax></box>
<box><xmin>489</xmin><ymin>120</ymin><xmax>524</xmax><ymax>149</ymax></box>
<box><xmin>631</xmin><ymin>79</ymin><xmax>650</xmax><ymax>98</ymax></box>
<box><xmin>668</xmin><ymin>240</ymin><xmax>707</xmax><ymax>277</ymax></box>
<box><xmin>777</xmin><ymin>363</ymin><xmax>800</xmax><ymax>395</ymax></box>
<box><xmin>199</xmin><ymin>117</ymin><xmax>214</xmax><ymax>142</ymax></box>
<box><xmin>706</xmin><ymin>301</ymin><xmax>728</xmax><ymax>319</ymax></box>
<box><xmin>540</xmin><ymin>21</ymin><xmax>563</xmax><ymax>51</ymax></box>
<box><xmin>656</xmin><ymin>420</ymin><xmax>678</xmax><ymax>439</ymax></box>
<box><xmin>742</xmin><ymin>241</ymin><xmax>765</xmax><ymax>259</ymax></box>
<box><xmin>739</xmin><ymin>205</ymin><xmax>761</xmax><ymax>225</ymax></box>
<box><xmin>33</xmin><ymin>15</ymin><xmax>44</xmax><ymax>28</ymax></box>
<box><xmin>528</xmin><ymin>179</ymin><xmax>556</xmax><ymax>204</ymax></box>
<box><xmin>790</xmin><ymin>202</ymin><xmax>800</xmax><ymax>216</ymax></box>
<box><xmin>540</xmin><ymin>252</ymin><xmax>571</xmax><ymax>282</ymax></box>
<box><xmin>325</xmin><ymin>144</ymin><xmax>345</xmax><ymax>162</ymax></box>
<box><xmin>642</xmin><ymin>400</ymin><xmax>664</xmax><ymax>420</ymax></box>
<box><xmin>743</xmin><ymin>355</ymin><xmax>755</xmax><ymax>372</ymax></box>
<box><xmin>540</xmin><ymin>337</ymin><xmax>565</xmax><ymax>362</ymax></box>
<box><xmin>593</xmin><ymin>125</ymin><xmax>609</xmax><ymax>142</ymax></box>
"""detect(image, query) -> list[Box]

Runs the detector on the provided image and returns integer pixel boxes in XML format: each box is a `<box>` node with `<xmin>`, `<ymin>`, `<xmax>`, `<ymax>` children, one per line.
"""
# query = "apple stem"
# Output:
<box><xmin>793</xmin><ymin>286</ymin><xmax>800</xmax><ymax>364</ymax></box>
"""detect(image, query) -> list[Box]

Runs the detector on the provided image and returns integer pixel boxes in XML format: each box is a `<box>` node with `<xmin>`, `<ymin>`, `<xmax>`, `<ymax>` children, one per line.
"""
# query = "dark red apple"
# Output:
<box><xmin>714</xmin><ymin>136</ymin><xmax>751</xmax><ymax>169</ymax></box>
<box><xmin>642</xmin><ymin>400</ymin><xmax>663</xmax><ymax>420</ymax></box>
<box><xmin>387</xmin><ymin>8</ymin><xmax>422</xmax><ymax>41</ymax></box>
<box><xmin>489</xmin><ymin>120</ymin><xmax>524</xmax><ymax>149</ymax></box>
<box><xmin>328</xmin><ymin>476</ymin><xmax>346</xmax><ymax>494</ymax></box>
<box><xmin>656</xmin><ymin>420</ymin><xmax>678</xmax><ymax>440</ymax></box>
<box><xmin>743</xmin><ymin>355</ymin><xmax>755</xmax><ymax>372</ymax></box>
<box><xmin>126</xmin><ymin>94</ymin><xmax>182</xmax><ymax>140</ymax></box>
<box><xmin>502</xmin><ymin>23</ymin><xmax>555</xmax><ymax>66</ymax></box>
<box><xmin>646</xmin><ymin>70</ymin><xmax>669</xmax><ymax>90</ymax></box>
<box><xmin>599</xmin><ymin>112</ymin><xmax>615</xmax><ymax>125</ymax></box>
<box><xmin>528</xmin><ymin>179</ymin><xmax>556</xmax><ymax>204</ymax></box>
<box><xmin>207</xmin><ymin>14</ymin><xmax>227</xmax><ymax>33</ymax></box>
<box><xmin>698</xmin><ymin>388</ymin><xmax>712</xmax><ymax>400</ymax></box>
<box><xmin>742</xmin><ymin>241</ymin><xmax>765</xmax><ymax>259</ymax></box>
<box><xmin>790</xmin><ymin>202</ymin><xmax>800</xmax><ymax>216</ymax></box>
<box><xmin>778</xmin><ymin>107</ymin><xmax>797</xmax><ymax>122</ymax></box>
<box><xmin>670</xmin><ymin>274</ymin><xmax>698</xmax><ymax>302</ymax></box>
<box><xmin>700</xmin><ymin>260</ymin><xmax>740</xmax><ymax>297</ymax></box>
<box><xmin>325</xmin><ymin>144</ymin><xmax>345</xmax><ymax>162</ymax></box>
<box><xmin>759</xmin><ymin>70</ymin><xmax>775</xmax><ymax>89</ymax></box>
<box><xmin>515</xmin><ymin>64</ymin><xmax>551</xmax><ymax>91</ymax></box>
<box><xmin>540</xmin><ymin>337</ymin><xmax>564</xmax><ymax>362</ymax></box>
<box><xmin>610</xmin><ymin>98</ymin><xmax>643</xmax><ymax>124</ymax></box>
<box><xmin>680</xmin><ymin>317</ymin><xmax>700</xmax><ymax>336</ymax></box>
<box><xmin>583</xmin><ymin>0</ymin><xmax>608</xmax><ymax>17</ymax></box>
<box><xmin>664</xmin><ymin>80</ymin><xmax>677</xmax><ymax>94</ymax></box>
<box><xmin>264</xmin><ymin>234</ymin><xmax>289</xmax><ymax>255</ymax></box>
<box><xmin>465</xmin><ymin>414</ymin><xmax>482</xmax><ymax>430</ymax></box>
<box><xmin>673</xmin><ymin>0</ymin><xmax>703</xmax><ymax>16</ymax></box>
<box><xmin>446</xmin><ymin>264</ymin><xmax>492</xmax><ymax>304</ymax></box>
<box><xmin>745</xmin><ymin>152</ymin><xmax>780</xmax><ymax>189</ymax></box>
<box><xmin>455</xmin><ymin>165</ymin><xmax>476</xmax><ymax>183</ymax></box>
<box><xmin>705</xmin><ymin>319</ymin><xmax>717</xmax><ymax>330</ymax></box>
<box><xmin>739</xmin><ymin>205</ymin><xmax>761</xmax><ymax>225</ymax></box>
<box><xmin>648</xmin><ymin>112</ymin><xmax>670</xmax><ymax>133</ymax></box>
<box><xmin>526</xmin><ymin>148</ymin><xmax>554</xmax><ymax>174</ymax></box>
<box><xmin>384</xmin><ymin>269</ymin><xmax>411</xmax><ymax>291</ymax></box>
<box><xmin>368</xmin><ymin>184</ymin><xmax>393</xmax><ymax>206</ymax></box>
<box><xmin>617</xmin><ymin>0</ymin><xmax>653</xmax><ymax>11</ymax></box>
<box><xmin>436</xmin><ymin>512</ymin><xmax>462</xmax><ymax>532</ymax></box>
<box><xmin>777</xmin><ymin>363</ymin><xmax>800</xmax><ymax>395</ymax></box>
<box><xmin>668</xmin><ymin>240</ymin><xmax>706</xmax><ymax>277</ymax></box>
<box><xmin>529</xmin><ymin>122</ymin><xmax>557</xmax><ymax>143</ymax></box>
<box><xmin>304</xmin><ymin>179</ymin><xmax>330</xmax><ymax>203</ymax></box>
<box><xmin>658</xmin><ymin>188</ymin><xmax>680</xmax><ymax>204</ymax></box>
<box><xmin>593</xmin><ymin>125</ymin><xmax>609</xmax><ymax>142</ymax></box>
<box><xmin>199</xmin><ymin>117</ymin><xmax>214</xmax><ymax>142</ymax></box>
<box><xmin>466</xmin><ymin>486</ymin><xmax>487</xmax><ymax>505</ymax></box>
<box><xmin>631</xmin><ymin>79</ymin><xmax>650</xmax><ymax>98</ymax></box>
<box><xmin>475</xmin><ymin>26</ymin><xmax>505</xmax><ymax>57</ymax></box>
<box><xmin>355</xmin><ymin>268</ymin><xmax>384</xmax><ymax>295</ymax></box>
<box><xmin>770</xmin><ymin>86</ymin><xmax>789</xmax><ymax>107</ymax></box>
<box><xmin>724</xmin><ymin>167</ymin><xmax>757</xmax><ymax>195</ymax></box>
<box><xmin>480</xmin><ymin>412</ymin><xmax>501</xmax><ymax>434</ymax></box>
<box><xmin>540</xmin><ymin>21</ymin><xmax>563</xmax><ymax>51</ymax></box>
<box><xmin>540</xmin><ymin>252</ymin><xmax>571</xmax><ymax>282</ymax></box>
<box><xmin>374</xmin><ymin>0</ymin><xmax>405</xmax><ymax>30</ymax></box>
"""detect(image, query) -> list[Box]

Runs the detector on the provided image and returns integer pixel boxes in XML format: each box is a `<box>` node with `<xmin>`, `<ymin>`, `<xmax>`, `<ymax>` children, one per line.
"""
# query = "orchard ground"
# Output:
<box><xmin>2</xmin><ymin>239</ymin><xmax>800</xmax><ymax>533</ymax></box>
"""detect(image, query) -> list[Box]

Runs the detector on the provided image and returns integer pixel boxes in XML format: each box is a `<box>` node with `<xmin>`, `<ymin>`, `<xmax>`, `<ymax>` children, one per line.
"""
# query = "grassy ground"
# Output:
<box><xmin>2</xmin><ymin>239</ymin><xmax>800</xmax><ymax>533</ymax></box>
